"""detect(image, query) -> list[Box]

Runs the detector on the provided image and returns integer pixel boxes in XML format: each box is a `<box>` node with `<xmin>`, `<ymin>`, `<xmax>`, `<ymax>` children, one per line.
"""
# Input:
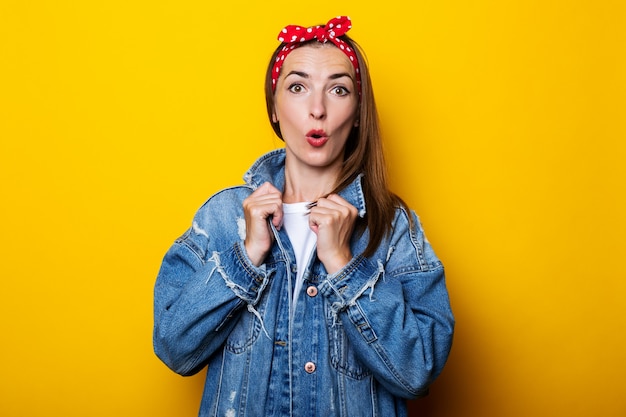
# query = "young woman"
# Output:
<box><xmin>154</xmin><ymin>16</ymin><xmax>454</xmax><ymax>417</ymax></box>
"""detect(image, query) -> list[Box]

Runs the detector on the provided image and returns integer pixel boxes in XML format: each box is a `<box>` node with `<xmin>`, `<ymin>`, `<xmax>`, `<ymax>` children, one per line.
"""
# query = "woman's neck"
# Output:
<box><xmin>282</xmin><ymin>162</ymin><xmax>339</xmax><ymax>204</ymax></box>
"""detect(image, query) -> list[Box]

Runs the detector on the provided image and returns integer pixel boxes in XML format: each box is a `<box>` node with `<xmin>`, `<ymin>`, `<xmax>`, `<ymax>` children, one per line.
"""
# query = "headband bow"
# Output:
<box><xmin>271</xmin><ymin>16</ymin><xmax>361</xmax><ymax>93</ymax></box>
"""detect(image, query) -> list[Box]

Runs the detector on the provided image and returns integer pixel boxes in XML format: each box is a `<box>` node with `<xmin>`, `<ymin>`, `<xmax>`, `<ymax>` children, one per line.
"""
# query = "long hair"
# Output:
<box><xmin>264</xmin><ymin>35</ymin><xmax>411</xmax><ymax>257</ymax></box>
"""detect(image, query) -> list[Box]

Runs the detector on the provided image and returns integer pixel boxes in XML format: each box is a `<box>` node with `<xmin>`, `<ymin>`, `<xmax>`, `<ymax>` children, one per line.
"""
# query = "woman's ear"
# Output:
<box><xmin>272</xmin><ymin>112</ymin><xmax>278</xmax><ymax>123</ymax></box>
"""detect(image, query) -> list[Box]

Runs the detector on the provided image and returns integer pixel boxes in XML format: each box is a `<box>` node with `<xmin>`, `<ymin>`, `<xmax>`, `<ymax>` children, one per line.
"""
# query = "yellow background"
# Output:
<box><xmin>1</xmin><ymin>1</ymin><xmax>624</xmax><ymax>416</ymax></box>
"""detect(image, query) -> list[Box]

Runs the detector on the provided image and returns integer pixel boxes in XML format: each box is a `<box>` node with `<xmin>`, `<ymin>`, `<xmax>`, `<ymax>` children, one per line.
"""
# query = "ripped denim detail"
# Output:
<box><xmin>209</xmin><ymin>250</ymin><xmax>268</xmax><ymax>305</ymax></box>
<box><xmin>209</xmin><ymin>251</ymin><xmax>271</xmax><ymax>341</ymax></box>
<box><xmin>325</xmin><ymin>260</ymin><xmax>385</xmax><ymax>325</ymax></box>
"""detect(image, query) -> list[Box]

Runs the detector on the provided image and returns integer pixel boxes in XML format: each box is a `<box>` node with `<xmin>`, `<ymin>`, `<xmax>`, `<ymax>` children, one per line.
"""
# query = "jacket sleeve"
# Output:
<box><xmin>318</xmin><ymin>209</ymin><xmax>454</xmax><ymax>399</ymax></box>
<box><xmin>153</xmin><ymin>226</ymin><xmax>274</xmax><ymax>376</ymax></box>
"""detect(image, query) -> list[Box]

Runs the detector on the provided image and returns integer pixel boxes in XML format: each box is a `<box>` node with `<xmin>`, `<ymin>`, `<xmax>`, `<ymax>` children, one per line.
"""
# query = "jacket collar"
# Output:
<box><xmin>243</xmin><ymin>149</ymin><xmax>367</xmax><ymax>218</ymax></box>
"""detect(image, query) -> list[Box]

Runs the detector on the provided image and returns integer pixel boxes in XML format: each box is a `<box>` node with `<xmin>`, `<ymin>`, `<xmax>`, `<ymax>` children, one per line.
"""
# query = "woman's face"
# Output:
<box><xmin>272</xmin><ymin>44</ymin><xmax>359</xmax><ymax>173</ymax></box>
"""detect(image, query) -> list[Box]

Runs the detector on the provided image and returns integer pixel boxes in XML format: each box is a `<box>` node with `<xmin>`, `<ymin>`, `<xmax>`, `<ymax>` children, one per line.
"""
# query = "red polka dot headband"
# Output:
<box><xmin>271</xmin><ymin>16</ymin><xmax>361</xmax><ymax>93</ymax></box>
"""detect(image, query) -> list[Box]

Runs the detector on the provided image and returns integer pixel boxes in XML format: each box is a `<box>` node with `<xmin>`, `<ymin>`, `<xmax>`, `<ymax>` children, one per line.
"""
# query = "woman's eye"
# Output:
<box><xmin>332</xmin><ymin>86</ymin><xmax>350</xmax><ymax>96</ymax></box>
<box><xmin>288</xmin><ymin>84</ymin><xmax>305</xmax><ymax>93</ymax></box>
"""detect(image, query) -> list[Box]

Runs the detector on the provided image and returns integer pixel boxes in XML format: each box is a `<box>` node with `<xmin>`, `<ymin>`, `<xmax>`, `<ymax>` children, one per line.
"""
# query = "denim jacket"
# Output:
<box><xmin>153</xmin><ymin>149</ymin><xmax>454</xmax><ymax>417</ymax></box>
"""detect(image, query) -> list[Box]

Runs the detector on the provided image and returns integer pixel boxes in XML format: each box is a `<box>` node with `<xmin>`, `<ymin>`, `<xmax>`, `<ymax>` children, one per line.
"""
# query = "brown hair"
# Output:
<box><xmin>264</xmin><ymin>35</ymin><xmax>411</xmax><ymax>258</ymax></box>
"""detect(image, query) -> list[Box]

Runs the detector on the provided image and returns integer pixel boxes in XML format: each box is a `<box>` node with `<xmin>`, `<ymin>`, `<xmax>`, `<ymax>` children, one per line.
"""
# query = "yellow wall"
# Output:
<box><xmin>1</xmin><ymin>1</ymin><xmax>624</xmax><ymax>416</ymax></box>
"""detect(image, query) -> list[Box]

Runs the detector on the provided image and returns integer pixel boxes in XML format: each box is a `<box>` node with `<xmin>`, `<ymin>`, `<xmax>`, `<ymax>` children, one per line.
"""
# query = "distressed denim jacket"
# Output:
<box><xmin>153</xmin><ymin>149</ymin><xmax>454</xmax><ymax>417</ymax></box>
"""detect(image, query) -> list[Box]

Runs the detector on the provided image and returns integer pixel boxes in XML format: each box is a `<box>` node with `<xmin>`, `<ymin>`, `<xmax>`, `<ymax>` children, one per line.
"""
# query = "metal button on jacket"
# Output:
<box><xmin>306</xmin><ymin>286</ymin><xmax>318</xmax><ymax>297</ymax></box>
<box><xmin>304</xmin><ymin>362</ymin><xmax>316</xmax><ymax>373</ymax></box>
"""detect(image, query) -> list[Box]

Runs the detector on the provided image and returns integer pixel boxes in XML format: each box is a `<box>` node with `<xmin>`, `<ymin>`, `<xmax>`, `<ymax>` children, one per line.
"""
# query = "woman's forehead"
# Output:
<box><xmin>282</xmin><ymin>44</ymin><xmax>355</xmax><ymax>76</ymax></box>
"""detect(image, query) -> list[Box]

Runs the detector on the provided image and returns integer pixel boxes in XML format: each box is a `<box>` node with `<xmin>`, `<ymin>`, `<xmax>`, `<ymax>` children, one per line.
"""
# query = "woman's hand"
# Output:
<box><xmin>243</xmin><ymin>182</ymin><xmax>283</xmax><ymax>266</ymax></box>
<box><xmin>308</xmin><ymin>194</ymin><xmax>358</xmax><ymax>274</ymax></box>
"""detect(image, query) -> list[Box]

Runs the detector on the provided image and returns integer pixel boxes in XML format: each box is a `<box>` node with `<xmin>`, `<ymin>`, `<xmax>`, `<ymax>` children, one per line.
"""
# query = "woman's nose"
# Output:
<box><xmin>309</xmin><ymin>93</ymin><xmax>326</xmax><ymax>120</ymax></box>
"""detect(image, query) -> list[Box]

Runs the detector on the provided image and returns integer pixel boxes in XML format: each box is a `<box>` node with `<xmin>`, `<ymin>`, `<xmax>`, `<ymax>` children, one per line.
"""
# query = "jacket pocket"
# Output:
<box><xmin>225</xmin><ymin>305</ymin><xmax>264</xmax><ymax>354</ymax></box>
<box><xmin>326</xmin><ymin>307</ymin><xmax>372</xmax><ymax>380</ymax></box>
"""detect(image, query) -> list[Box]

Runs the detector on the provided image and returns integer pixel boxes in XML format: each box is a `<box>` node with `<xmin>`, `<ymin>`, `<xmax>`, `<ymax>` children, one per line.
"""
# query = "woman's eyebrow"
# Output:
<box><xmin>329</xmin><ymin>72</ymin><xmax>352</xmax><ymax>80</ymax></box>
<box><xmin>285</xmin><ymin>70</ymin><xmax>309</xmax><ymax>79</ymax></box>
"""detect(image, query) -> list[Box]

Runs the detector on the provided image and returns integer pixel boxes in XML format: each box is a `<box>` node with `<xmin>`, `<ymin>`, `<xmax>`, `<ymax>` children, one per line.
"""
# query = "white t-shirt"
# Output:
<box><xmin>282</xmin><ymin>202</ymin><xmax>317</xmax><ymax>311</ymax></box>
